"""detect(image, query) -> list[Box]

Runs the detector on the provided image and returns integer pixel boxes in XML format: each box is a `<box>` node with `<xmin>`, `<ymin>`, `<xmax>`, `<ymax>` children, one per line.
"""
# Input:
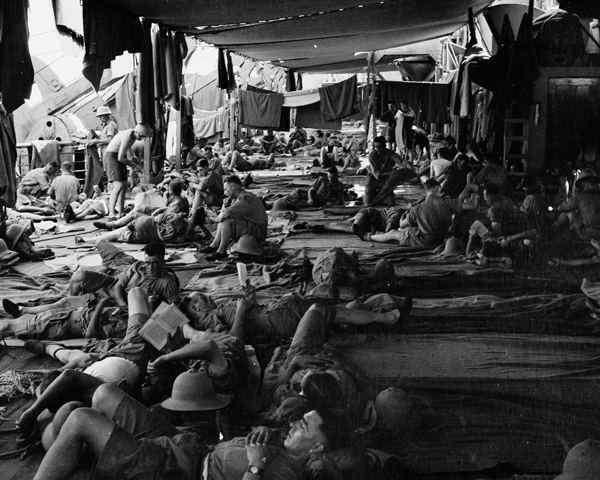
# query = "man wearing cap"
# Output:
<box><xmin>104</xmin><ymin>123</ymin><xmax>150</xmax><ymax>219</ymax></box>
<box><xmin>47</xmin><ymin>162</ymin><xmax>80</xmax><ymax>212</ymax></box>
<box><xmin>201</xmin><ymin>175</ymin><xmax>268</xmax><ymax>261</ymax></box>
<box><xmin>555</xmin><ymin>168</ymin><xmax>600</xmax><ymax>242</ymax></box>
<box><xmin>307</xmin><ymin>167</ymin><xmax>345</xmax><ymax>207</ymax></box>
<box><xmin>17</xmin><ymin>161</ymin><xmax>59</xmax><ymax>198</ymax></box>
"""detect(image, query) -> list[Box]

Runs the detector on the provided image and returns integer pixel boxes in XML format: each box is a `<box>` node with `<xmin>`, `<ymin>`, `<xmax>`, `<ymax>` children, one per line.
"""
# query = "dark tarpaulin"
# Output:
<box><xmin>0</xmin><ymin>0</ymin><xmax>34</xmax><ymax>114</ymax></box>
<box><xmin>377</xmin><ymin>81</ymin><xmax>424</xmax><ymax>125</ymax></box>
<box><xmin>82</xmin><ymin>0</ymin><xmax>146</xmax><ymax>92</ymax></box>
<box><xmin>0</xmin><ymin>105</ymin><xmax>17</xmax><ymax>208</ymax></box>
<box><xmin>426</xmin><ymin>84</ymin><xmax>450</xmax><ymax>124</ymax></box>
<box><xmin>510</xmin><ymin>13</ymin><xmax>540</xmax><ymax>105</ymax></box>
<box><xmin>115</xmin><ymin>73</ymin><xmax>136</xmax><ymax>129</ymax></box>
<box><xmin>470</xmin><ymin>15</ymin><xmax>514</xmax><ymax>109</ymax></box>
<box><xmin>295</xmin><ymin>102</ymin><xmax>342</xmax><ymax>130</ymax></box>
<box><xmin>377</xmin><ymin>81</ymin><xmax>451</xmax><ymax>125</ymax></box>
<box><xmin>135</xmin><ymin>19</ymin><xmax>155</xmax><ymax>125</ymax></box>
<box><xmin>319</xmin><ymin>75</ymin><xmax>358</xmax><ymax>121</ymax></box>
<box><xmin>332</xmin><ymin>332</ymin><xmax>600</xmax><ymax>474</ymax></box>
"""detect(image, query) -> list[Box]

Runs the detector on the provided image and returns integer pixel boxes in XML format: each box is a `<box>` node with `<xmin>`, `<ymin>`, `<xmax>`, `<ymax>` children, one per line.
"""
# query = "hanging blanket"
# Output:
<box><xmin>238</xmin><ymin>89</ymin><xmax>283</xmax><ymax>129</ymax></box>
<box><xmin>319</xmin><ymin>75</ymin><xmax>358</xmax><ymax>121</ymax></box>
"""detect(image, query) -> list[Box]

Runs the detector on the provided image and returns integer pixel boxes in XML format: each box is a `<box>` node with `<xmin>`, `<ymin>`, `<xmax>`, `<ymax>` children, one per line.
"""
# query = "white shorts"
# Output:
<box><xmin>84</xmin><ymin>357</ymin><xmax>141</xmax><ymax>386</ymax></box>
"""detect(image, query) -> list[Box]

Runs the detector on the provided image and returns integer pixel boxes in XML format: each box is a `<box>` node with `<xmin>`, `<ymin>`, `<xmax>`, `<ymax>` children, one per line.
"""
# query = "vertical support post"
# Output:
<box><xmin>230</xmin><ymin>92</ymin><xmax>237</xmax><ymax>148</ymax></box>
<box><xmin>143</xmin><ymin>137</ymin><xmax>150</xmax><ymax>184</ymax></box>
<box><xmin>368</xmin><ymin>52</ymin><xmax>378</xmax><ymax>148</ymax></box>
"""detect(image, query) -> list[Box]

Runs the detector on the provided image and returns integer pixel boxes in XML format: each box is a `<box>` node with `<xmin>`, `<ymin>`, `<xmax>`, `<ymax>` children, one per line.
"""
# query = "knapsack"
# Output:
<box><xmin>312</xmin><ymin>247</ymin><xmax>359</xmax><ymax>286</ymax></box>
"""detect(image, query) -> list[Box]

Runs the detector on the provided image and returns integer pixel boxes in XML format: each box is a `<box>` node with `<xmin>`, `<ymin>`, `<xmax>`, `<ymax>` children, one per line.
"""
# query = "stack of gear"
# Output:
<box><xmin>0</xmin><ymin>238</ymin><xmax>18</xmax><ymax>270</ymax></box>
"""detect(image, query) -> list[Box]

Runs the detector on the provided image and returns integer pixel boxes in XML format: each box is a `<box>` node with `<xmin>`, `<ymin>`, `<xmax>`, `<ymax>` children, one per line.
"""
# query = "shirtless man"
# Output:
<box><xmin>104</xmin><ymin>124</ymin><xmax>151</xmax><ymax>219</ymax></box>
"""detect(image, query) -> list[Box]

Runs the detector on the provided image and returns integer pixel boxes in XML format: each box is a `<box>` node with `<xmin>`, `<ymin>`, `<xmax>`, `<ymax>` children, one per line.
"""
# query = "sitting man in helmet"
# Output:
<box><xmin>104</xmin><ymin>123</ymin><xmax>150</xmax><ymax>220</ymax></box>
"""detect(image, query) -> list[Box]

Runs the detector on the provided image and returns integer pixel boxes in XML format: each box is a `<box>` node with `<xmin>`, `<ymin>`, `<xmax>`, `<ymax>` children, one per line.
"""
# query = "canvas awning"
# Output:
<box><xmin>103</xmin><ymin>0</ymin><xmax>495</xmax><ymax>73</ymax></box>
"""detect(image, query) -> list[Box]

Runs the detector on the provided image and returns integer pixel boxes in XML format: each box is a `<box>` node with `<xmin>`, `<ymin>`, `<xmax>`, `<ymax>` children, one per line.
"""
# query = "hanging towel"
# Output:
<box><xmin>319</xmin><ymin>75</ymin><xmax>358</xmax><ymax>121</ymax></box>
<box><xmin>238</xmin><ymin>89</ymin><xmax>283</xmax><ymax>129</ymax></box>
<box><xmin>83</xmin><ymin>132</ymin><xmax>104</xmax><ymax>197</ymax></box>
<box><xmin>81</xmin><ymin>0</ymin><xmax>146</xmax><ymax>92</ymax></box>
<box><xmin>217</xmin><ymin>48</ymin><xmax>229</xmax><ymax>90</ymax></box>
<box><xmin>31</xmin><ymin>141</ymin><xmax>61</xmax><ymax>168</ymax></box>
<box><xmin>286</xmin><ymin>69</ymin><xmax>297</xmax><ymax>92</ymax></box>
<box><xmin>226</xmin><ymin>50</ymin><xmax>237</xmax><ymax>92</ymax></box>
<box><xmin>193</xmin><ymin>109</ymin><xmax>230</xmax><ymax>138</ymax></box>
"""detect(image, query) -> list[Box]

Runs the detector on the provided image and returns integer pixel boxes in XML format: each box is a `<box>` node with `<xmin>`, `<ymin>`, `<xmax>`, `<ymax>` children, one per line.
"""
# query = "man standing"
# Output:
<box><xmin>201</xmin><ymin>175</ymin><xmax>268</xmax><ymax>261</ymax></box>
<box><xmin>88</xmin><ymin>106</ymin><xmax>119</xmax><ymax>166</ymax></box>
<box><xmin>104</xmin><ymin>124</ymin><xmax>150</xmax><ymax>219</ymax></box>
<box><xmin>378</xmin><ymin>101</ymin><xmax>397</xmax><ymax>151</ymax></box>
<box><xmin>395</xmin><ymin>99</ymin><xmax>415</xmax><ymax>160</ymax></box>
<box><xmin>48</xmin><ymin>162</ymin><xmax>80</xmax><ymax>212</ymax></box>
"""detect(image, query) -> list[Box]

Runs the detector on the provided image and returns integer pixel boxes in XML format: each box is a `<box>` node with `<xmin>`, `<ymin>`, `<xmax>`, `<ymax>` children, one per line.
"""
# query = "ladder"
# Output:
<box><xmin>503</xmin><ymin>118</ymin><xmax>528</xmax><ymax>174</ymax></box>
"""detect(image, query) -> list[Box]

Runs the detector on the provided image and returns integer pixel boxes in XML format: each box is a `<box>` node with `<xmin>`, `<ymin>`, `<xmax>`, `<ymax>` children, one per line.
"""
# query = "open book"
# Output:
<box><xmin>138</xmin><ymin>302</ymin><xmax>189</xmax><ymax>351</ymax></box>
